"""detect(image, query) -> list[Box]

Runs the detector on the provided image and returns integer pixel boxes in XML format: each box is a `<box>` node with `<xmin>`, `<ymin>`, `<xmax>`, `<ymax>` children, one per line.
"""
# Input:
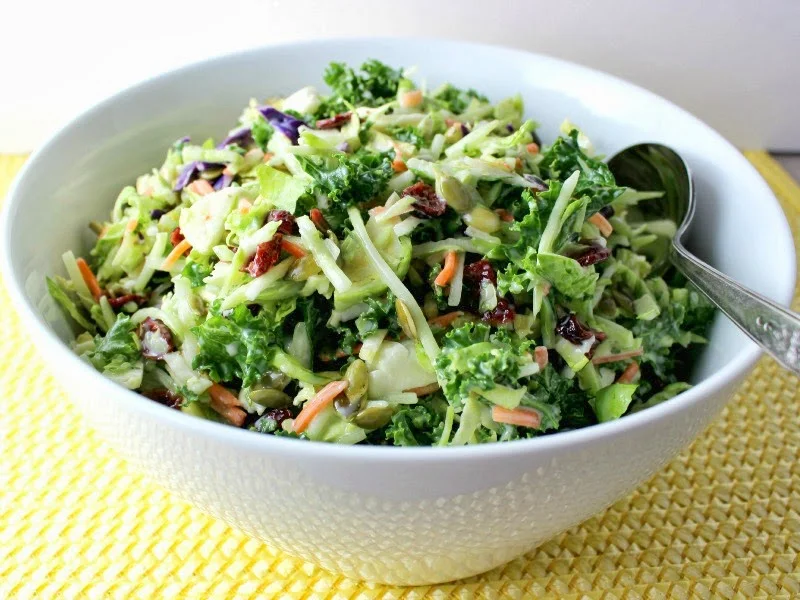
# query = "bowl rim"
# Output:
<box><xmin>1</xmin><ymin>36</ymin><xmax>796</xmax><ymax>462</ymax></box>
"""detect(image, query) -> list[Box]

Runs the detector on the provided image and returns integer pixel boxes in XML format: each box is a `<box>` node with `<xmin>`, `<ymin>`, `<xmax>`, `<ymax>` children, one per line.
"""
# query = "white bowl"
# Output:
<box><xmin>2</xmin><ymin>38</ymin><xmax>795</xmax><ymax>585</ymax></box>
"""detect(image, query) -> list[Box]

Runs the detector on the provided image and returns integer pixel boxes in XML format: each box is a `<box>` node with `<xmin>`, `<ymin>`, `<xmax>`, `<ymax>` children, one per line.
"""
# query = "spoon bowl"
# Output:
<box><xmin>609</xmin><ymin>143</ymin><xmax>800</xmax><ymax>375</ymax></box>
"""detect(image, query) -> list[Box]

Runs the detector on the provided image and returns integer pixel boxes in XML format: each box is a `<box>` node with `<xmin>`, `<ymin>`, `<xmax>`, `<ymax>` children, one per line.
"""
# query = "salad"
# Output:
<box><xmin>48</xmin><ymin>60</ymin><xmax>712</xmax><ymax>446</ymax></box>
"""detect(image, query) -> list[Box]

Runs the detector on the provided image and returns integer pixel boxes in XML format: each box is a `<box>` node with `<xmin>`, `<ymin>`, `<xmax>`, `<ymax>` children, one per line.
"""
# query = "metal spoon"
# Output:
<box><xmin>608</xmin><ymin>143</ymin><xmax>800</xmax><ymax>375</ymax></box>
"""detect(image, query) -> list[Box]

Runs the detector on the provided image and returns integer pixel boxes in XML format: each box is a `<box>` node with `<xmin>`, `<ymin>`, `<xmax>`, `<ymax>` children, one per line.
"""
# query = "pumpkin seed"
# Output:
<box><xmin>423</xmin><ymin>293</ymin><xmax>439</xmax><ymax>320</ymax></box>
<box><xmin>344</xmin><ymin>359</ymin><xmax>369</xmax><ymax>403</ymax></box>
<box><xmin>254</xmin><ymin>371</ymin><xmax>290</xmax><ymax>391</ymax></box>
<box><xmin>353</xmin><ymin>400</ymin><xmax>394</xmax><ymax>429</ymax></box>
<box><xmin>247</xmin><ymin>387</ymin><xmax>291</xmax><ymax>408</ymax></box>
<box><xmin>334</xmin><ymin>395</ymin><xmax>360</xmax><ymax>419</ymax></box>
<box><xmin>464</xmin><ymin>205</ymin><xmax>501</xmax><ymax>233</ymax></box>
<box><xmin>436</xmin><ymin>175</ymin><xmax>476</xmax><ymax>213</ymax></box>
<box><xmin>395</xmin><ymin>298</ymin><xmax>417</xmax><ymax>340</ymax></box>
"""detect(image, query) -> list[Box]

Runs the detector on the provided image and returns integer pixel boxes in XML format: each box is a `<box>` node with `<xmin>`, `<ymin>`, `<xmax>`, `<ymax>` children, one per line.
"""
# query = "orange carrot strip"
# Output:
<box><xmin>76</xmin><ymin>258</ymin><xmax>103</xmax><ymax>301</ymax></box>
<box><xmin>591</xmin><ymin>348</ymin><xmax>644</xmax><ymax>365</ymax></box>
<box><xmin>589</xmin><ymin>212</ymin><xmax>613</xmax><ymax>237</ymax></box>
<box><xmin>392</xmin><ymin>157</ymin><xmax>407</xmax><ymax>173</ymax></box>
<box><xmin>427</xmin><ymin>311</ymin><xmax>464</xmax><ymax>328</ymax></box>
<box><xmin>160</xmin><ymin>239</ymin><xmax>192</xmax><ymax>270</ymax></box>
<box><xmin>125</xmin><ymin>218</ymin><xmax>138</xmax><ymax>233</ymax></box>
<box><xmin>280</xmin><ymin>238</ymin><xmax>306</xmax><ymax>258</ymax></box>
<box><xmin>534</xmin><ymin>346</ymin><xmax>549</xmax><ymax>369</ymax></box>
<box><xmin>188</xmin><ymin>179</ymin><xmax>214</xmax><ymax>196</ymax></box>
<box><xmin>262</xmin><ymin>152</ymin><xmax>275</xmax><ymax>163</ymax></box>
<box><xmin>492</xmin><ymin>406</ymin><xmax>541</xmax><ymax>429</ymax></box>
<box><xmin>617</xmin><ymin>362</ymin><xmax>640</xmax><ymax>384</ymax></box>
<box><xmin>404</xmin><ymin>383</ymin><xmax>441</xmax><ymax>396</ymax></box>
<box><xmin>309</xmin><ymin>208</ymin><xmax>331</xmax><ymax>233</ymax></box>
<box><xmin>208</xmin><ymin>383</ymin><xmax>246</xmax><ymax>426</ymax></box>
<box><xmin>495</xmin><ymin>208</ymin><xmax>514</xmax><ymax>222</ymax></box>
<box><xmin>399</xmin><ymin>89</ymin><xmax>423</xmax><ymax>109</ymax></box>
<box><xmin>526</xmin><ymin>142</ymin><xmax>540</xmax><ymax>155</ymax></box>
<box><xmin>293</xmin><ymin>380</ymin><xmax>349</xmax><ymax>434</ymax></box>
<box><xmin>434</xmin><ymin>250</ymin><xmax>458</xmax><ymax>287</ymax></box>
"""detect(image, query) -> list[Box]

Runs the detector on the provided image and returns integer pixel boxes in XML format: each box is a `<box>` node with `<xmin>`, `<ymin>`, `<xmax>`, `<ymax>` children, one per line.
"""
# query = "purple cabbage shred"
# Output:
<box><xmin>174</xmin><ymin>162</ymin><xmax>198</xmax><ymax>191</ymax></box>
<box><xmin>214</xmin><ymin>173</ymin><xmax>234</xmax><ymax>190</ymax></box>
<box><xmin>258</xmin><ymin>106</ymin><xmax>306</xmax><ymax>144</ymax></box>
<box><xmin>217</xmin><ymin>127</ymin><xmax>252</xmax><ymax>149</ymax></box>
<box><xmin>523</xmin><ymin>173</ymin><xmax>548</xmax><ymax>191</ymax></box>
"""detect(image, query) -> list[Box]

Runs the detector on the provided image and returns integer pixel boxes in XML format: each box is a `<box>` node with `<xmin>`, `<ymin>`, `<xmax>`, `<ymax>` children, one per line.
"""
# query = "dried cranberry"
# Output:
<box><xmin>463</xmin><ymin>259</ymin><xmax>497</xmax><ymax>286</ymax></box>
<box><xmin>316</xmin><ymin>112</ymin><xmax>352</xmax><ymax>130</ymax></box>
<box><xmin>482</xmin><ymin>297</ymin><xmax>515</xmax><ymax>325</ymax></box>
<box><xmin>143</xmin><ymin>388</ymin><xmax>183</xmax><ymax>409</ymax></box>
<box><xmin>267</xmin><ymin>209</ymin><xmax>296</xmax><ymax>234</ymax></box>
<box><xmin>555</xmin><ymin>314</ymin><xmax>594</xmax><ymax>344</ymax></box>
<box><xmin>309</xmin><ymin>208</ymin><xmax>332</xmax><ymax>233</ymax></box>
<box><xmin>170</xmin><ymin>227</ymin><xmax>185</xmax><ymax>247</ymax></box>
<box><xmin>573</xmin><ymin>245</ymin><xmax>611</xmax><ymax>267</ymax></box>
<box><xmin>598</xmin><ymin>205</ymin><xmax>615</xmax><ymax>219</ymax></box>
<box><xmin>255</xmin><ymin>407</ymin><xmax>294</xmax><ymax>433</ymax></box>
<box><xmin>138</xmin><ymin>317</ymin><xmax>175</xmax><ymax>360</ymax></box>
<box><xmin>243</xmin><ymin>234</ymin><xmax>282</xmax><ymax>278</ymax></box>
<box><xmin>402</xmin><ymin>182</ymin><xmax>446</xmax><ymax>218</ymax></box>
<box><xmin>107</xmin><ymin>293</ymin><xmax>148</xmax><ymax>310</ymax></box>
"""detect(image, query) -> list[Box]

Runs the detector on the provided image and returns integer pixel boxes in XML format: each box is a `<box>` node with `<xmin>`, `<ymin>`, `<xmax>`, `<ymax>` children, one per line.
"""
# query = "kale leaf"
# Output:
<box><xmin>538</xmin><ymin>131</ymin><xmax>625</xmax><ymax>215</ymax></box>
<box><xmin>298</xmin><ymin>150</ymin><xmax>394</xmax><ymax>231</ymax></box>
<box><xmin>432</xmin><ymin>84</ymin><xmax>489</xmax><ymax>113</ymax></box>
<box><xmin>192</xmin><ymin>304</ymin><xmax>282</xmax><ymax>386</ymax></box>
<box><xmin>384</xmin><ymin>400</ymin><xmax>445</xmax><ymax>446</ymax></box>
<box><xmin>318</xmin><ymin>60</ymin><xmax>404</xmax><ymax>116</ymax></box>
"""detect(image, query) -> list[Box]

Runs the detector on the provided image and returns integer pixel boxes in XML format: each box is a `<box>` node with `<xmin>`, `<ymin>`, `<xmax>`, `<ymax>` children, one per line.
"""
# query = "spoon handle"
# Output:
<box><xmin>671</xmin><ymin>243</ymin><xmax>800</xmax><ymax>375</ymax></box>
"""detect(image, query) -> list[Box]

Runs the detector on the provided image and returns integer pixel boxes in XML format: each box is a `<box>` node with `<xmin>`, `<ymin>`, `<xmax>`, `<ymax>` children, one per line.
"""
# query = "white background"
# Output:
<box><xmin>2</xmin><ymin>0</ymin><xmax>798</xmax><ymax>152</ymax></box>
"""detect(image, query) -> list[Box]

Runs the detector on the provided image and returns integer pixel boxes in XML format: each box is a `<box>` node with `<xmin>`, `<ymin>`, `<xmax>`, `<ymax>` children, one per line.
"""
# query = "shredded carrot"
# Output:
<box><xmin>262</xmin><ymin>152</ymin><xmax>275</xmax><ymax>163</ymax></box>
<box><xmin>310</xmin><ymin>208</ymin><xmax>331</xmax><ymax>233</ymax></box>
<box><xmin>434</xmin><ymin>250</ymin><xmax>458</xmax><ymax>287</ymax></box>
<box><xmin>427</xmin><ymin>311</ymin><xmax>463</xmax><ymax>328</ymax></box>
<box><xmin>526</xmin><ymin>142</ymin><xmax>540</xmax><ymax>155</ymax></box>
<box><xmin>208</xmin><ymin>383</ymin><xmax>246</xmax><ymax>426</ymax></box>
<box><xmin>187</xmin><ymin>179</ymin><xmax>214</xmax><ymax>196</ymax></box>
<box><xmin>125</xmin><ymin>218</ymin><xmax>138</xmax><ymax>233</ymax></box>
<box><xmin>76</xmin><ymin>258</ymin><xmax>103</xmax><ymax>301</ymax></box>
<box><xmin>492</xmin><ymin>405</ymin><xmax>541</xmax><ymax>429</ymax></box>
<box><xmin>392</xmin><ymin>157</ymin><xmax>407</xmax><ymax>173</ymax></box>
<box><xmin>399</xmin><ymin>89</ymin><xmax>423</xmax><ymax>109</ymax></box>
<box><xmin>293</xmin><ymin>380</ymin><xmax>349</xmax><ymax>434</ymax></box>
<box><xmin>591</xmin><ymin>348</ymin><xmax>644</xmax><ymax>365</ymax></box>
<box><xmin>280</xmin><ymin>238</ymin><xmax>306</xmax><ymax>258</ymax></box>
<box><xmin>319</xmin><ymin>344</ymin><xmax>363</xmax><ymax>363</ymax></box>
<box><xmin>534</xmin><ymin>346</ymin><xmax>549</xmax><ymax>369</ymax></box>
<box><xmin>589</xmin><ymin>212</ymin><xmax>613</xmax><ymax>237</ymax></box>
<box><xmin>223</xmin><ymin>165</ymin><xmax>236</xmax><ymax>176</ymax></box>
<box><xmin>617</xmin><ymin>362</ymin><xmax>640</xmax><ymax>383</ymax></box>
<box><xmin>405</xmin><ymin>383</ymin><xmax>441</xmax><ymax>396</ymax></box>
<box><xmin>160</xmin><ymin>239</ymin><xmax>192</xmax><ymax>270</ymax></box>
<box><xmin>495</xmin><ymin>208</ymin><xmax>514</xmax><ymax>222</ymax></box>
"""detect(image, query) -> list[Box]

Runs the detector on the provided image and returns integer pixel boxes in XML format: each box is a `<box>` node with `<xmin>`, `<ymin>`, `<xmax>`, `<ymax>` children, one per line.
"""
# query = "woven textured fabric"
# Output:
<box><xmin>1</xmin><ymin>151</ymin><xmax>798</xmax><ymax>599</ymax></box>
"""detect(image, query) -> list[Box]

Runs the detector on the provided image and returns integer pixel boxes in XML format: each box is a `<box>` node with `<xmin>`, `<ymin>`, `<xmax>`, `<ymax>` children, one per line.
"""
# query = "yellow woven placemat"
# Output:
<box><xmin>1</xmin><ymin>151</ymin><xmax>799</xmax><ymax>599</ymax></box>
